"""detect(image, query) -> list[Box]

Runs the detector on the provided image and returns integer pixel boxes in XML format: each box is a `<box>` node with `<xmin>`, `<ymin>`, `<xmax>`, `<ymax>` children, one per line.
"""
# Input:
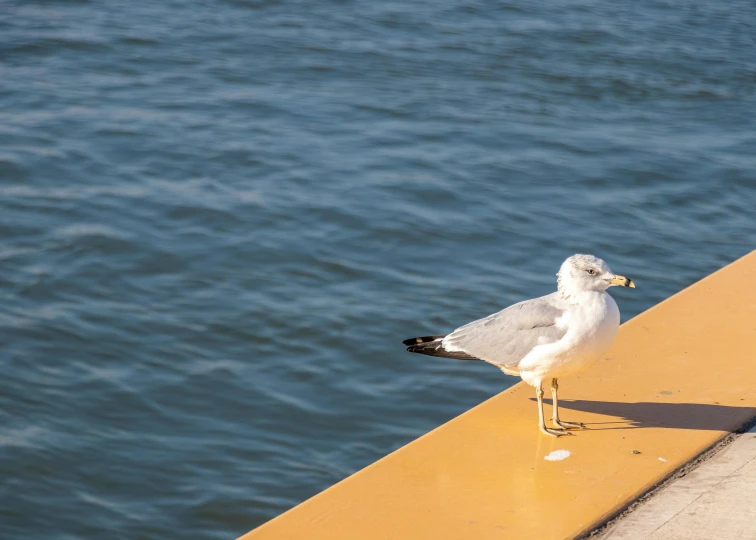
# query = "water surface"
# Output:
<box><xmin>1</xmin><ymin>1</ymin><xmax>755</xmax><ymax>538</ymax></box>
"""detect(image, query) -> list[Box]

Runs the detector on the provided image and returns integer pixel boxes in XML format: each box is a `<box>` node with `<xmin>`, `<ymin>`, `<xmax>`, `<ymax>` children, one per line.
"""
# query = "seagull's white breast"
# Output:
<box><xmin>518</xmin><ymin>291</ymin><xmax>620</xmax><ymax>385</ymax></box>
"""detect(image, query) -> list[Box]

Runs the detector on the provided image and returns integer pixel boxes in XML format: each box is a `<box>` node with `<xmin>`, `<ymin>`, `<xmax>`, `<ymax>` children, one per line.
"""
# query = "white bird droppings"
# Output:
<box><xmin>544</xmin><ymin>450</ymin><xmax>571</xmax><ymax>461</ymax></box>
<box><xmin>658</xmin><ymin>457</ymin><xmax>667</xmax><ymax>462</ymax></box>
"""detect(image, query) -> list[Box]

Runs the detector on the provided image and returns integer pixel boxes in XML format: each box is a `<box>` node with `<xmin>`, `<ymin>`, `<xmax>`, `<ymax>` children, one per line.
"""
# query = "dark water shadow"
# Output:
<box><xmin>529</xmin><ymin>399</ymin><xmax>756</xmax><ymax>432</ymax></box>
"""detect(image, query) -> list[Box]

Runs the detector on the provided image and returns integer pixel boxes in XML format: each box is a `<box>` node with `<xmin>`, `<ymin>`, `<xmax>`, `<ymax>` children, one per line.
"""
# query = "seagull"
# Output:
<box><xmin>403</xmin><ymin>254</ymin><xmax>635</xmax><ymax>437</ymax></box>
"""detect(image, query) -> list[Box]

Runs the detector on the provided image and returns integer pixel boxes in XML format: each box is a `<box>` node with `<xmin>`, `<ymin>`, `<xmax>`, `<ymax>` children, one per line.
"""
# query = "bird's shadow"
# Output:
<box><xmin>529</xmin><ymin>398</ymin><xmax>756</xmax><ymax>432</ymax></box>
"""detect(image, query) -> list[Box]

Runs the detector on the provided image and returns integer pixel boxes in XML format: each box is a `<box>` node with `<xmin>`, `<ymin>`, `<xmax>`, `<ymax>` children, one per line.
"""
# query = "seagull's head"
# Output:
<box><xmin>557</xmin><ymin>254</ymin><xmax>635</xmax><ymax>297</ymax></box>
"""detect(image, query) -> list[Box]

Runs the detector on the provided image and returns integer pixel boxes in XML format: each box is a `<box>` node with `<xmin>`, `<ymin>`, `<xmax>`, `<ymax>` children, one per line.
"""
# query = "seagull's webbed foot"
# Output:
<box><xmin>553</xmin><ymin>420</ymin><xmax>586</xmax><ymax>430</ymax></box>
<box><xmin>540</xmin><ymin>425</ymin><xmax>573</xmax><ymax>437</ymax></box>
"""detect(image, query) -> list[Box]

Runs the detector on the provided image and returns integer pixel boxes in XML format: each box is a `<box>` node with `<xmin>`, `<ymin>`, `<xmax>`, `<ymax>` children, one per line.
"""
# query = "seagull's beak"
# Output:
<box><xmin>608</xmin><ymin>274</ymin><xmax>636</xmax><ymax>288</ymax></box>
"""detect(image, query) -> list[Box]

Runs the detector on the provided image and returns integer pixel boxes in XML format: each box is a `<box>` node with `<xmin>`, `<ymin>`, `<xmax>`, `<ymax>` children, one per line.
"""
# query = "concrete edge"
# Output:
<box><xmin>583</xmin><ymin>416</ymin><xmax>756</xmax><ymax>539</ymax></box>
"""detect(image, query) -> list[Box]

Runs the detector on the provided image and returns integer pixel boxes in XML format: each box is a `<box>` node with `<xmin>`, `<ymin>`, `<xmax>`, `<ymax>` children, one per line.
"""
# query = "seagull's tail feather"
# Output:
<box><xmin>403</xmin><ymin>335</ymin><xmax>479</xmax><ymax>361</ymax></box>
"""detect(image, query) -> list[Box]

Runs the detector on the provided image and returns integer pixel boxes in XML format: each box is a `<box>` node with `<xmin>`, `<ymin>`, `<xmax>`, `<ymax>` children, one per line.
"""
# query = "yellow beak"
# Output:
<box><xmin>609</xmin><ymin>275</ymin><xmax>636</xmax><ymax>288</ymax></box>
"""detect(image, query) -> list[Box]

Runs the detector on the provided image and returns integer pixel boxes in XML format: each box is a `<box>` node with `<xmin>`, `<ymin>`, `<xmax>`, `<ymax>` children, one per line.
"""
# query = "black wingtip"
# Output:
<box><xmin>403</xmin><ymin>336</ymin><xmax>480</xmax><ymax>361</ymax></box>
<box><xmin>402</xmin><ymin>335</ymin><xmax>445</xmax><ymax>347</ymax></box>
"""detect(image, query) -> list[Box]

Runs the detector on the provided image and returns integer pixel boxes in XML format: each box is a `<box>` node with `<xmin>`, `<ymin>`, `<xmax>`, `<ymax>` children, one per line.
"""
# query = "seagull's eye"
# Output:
<box><xmin>587</xmin><ymin>269</ymin><xmax>595</xmax><ymax>275</ymax></box>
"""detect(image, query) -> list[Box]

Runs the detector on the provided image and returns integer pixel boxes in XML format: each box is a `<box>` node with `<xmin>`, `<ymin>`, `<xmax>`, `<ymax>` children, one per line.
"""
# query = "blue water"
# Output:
<box><xmin>1</xmin><ymin>0</ymin><xmax>754</xmax><ymax>538</ymax></box>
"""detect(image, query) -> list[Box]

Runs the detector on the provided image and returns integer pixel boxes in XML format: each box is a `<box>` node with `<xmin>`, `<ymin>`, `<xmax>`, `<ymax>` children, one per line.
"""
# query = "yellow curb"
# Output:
<box><xmin>241</xmin><ymin>250</ymin><xmax>756</xmax><ymax>540</ymax></box>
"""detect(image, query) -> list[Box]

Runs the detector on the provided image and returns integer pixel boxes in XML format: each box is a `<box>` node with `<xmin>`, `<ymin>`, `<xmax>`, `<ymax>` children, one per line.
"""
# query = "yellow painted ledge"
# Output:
<box><xmin>241</xmin><ymin>250</ymin><xmax>756</xmax><ymax>540</ymax></box>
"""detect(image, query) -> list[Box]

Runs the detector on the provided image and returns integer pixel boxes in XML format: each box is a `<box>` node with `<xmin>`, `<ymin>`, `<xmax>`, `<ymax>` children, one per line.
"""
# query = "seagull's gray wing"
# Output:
<box><xmin>442</xmin><ymin>292</ymin><xmax>567</xmax><ymax>371</ymax></box>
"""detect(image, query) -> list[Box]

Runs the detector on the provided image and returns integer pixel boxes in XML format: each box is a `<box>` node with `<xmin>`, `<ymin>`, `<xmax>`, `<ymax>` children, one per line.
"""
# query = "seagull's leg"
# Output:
<box><xmin>538</xmin><ymin>384</ymin><xmax>567</xmax><ymax>437</ymax></box>
<box><xmin>551</xmin><ymin>378</ymin><xmax>585</xmax><ymax>430</ymax></box>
